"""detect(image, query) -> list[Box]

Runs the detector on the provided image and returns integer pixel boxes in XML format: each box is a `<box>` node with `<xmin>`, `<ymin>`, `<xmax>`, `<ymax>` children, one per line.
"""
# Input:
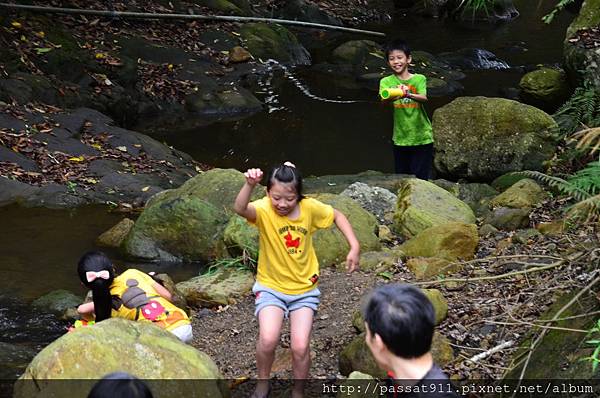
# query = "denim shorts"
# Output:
<box><xmin>253</xmin><ymin>282</ymin><xmax>321</xmax><ymax>318</ymax></box>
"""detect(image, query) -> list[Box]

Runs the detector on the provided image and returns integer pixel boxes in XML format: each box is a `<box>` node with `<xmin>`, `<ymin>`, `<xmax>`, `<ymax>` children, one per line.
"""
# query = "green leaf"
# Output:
<box><xmin>377</xmin><ymin>271</ymin><xmax>393</xmax><ymax>280</ymax></box>
<box><xmin>35</xmin><ymin>47</ymin><xmax>53</xmax><ymax>54</ymax></box>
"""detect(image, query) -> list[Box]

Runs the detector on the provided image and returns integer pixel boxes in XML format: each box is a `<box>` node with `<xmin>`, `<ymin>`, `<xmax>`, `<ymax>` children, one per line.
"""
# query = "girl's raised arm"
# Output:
<box><xmin>333</xmin><ymin>209</ymin><xmax>360</xmax><ymax>273</ymax></box>
<box><xmin>233</xmin><ymin>168</ymin><xmax>263</xmax><ymax>223</ymax></box>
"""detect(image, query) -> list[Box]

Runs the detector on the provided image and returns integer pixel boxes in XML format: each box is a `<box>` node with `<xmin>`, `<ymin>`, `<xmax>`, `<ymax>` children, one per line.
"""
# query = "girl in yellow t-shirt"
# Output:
<box><xmin>76</xmin><ymin>251</ymin><xmax>192</xmax><ymax>343</ymax></box>
<box><xmin>234</xmin><ymin>161</ymin><xmax>360</xmax><ymax>398</ymax></box>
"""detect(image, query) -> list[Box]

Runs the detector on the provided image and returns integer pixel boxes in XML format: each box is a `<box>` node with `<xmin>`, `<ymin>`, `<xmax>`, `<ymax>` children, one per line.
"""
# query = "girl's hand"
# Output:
<box><xmin>244</xmin><ymin>168</ymin><xmax>263</xmax><ymax>186</ymax></box>
<box><xmin>346</xmin><ymin>248</ymin><xmax>360</xmax><ymax>273</ymax></box>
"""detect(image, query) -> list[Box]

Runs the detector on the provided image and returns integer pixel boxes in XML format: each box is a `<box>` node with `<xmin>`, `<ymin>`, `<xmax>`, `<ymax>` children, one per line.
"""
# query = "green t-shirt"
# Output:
<box><xmin>379</xmin><ymin>73</ymin><xmax>434</xmax><ymax>146</ymax></box>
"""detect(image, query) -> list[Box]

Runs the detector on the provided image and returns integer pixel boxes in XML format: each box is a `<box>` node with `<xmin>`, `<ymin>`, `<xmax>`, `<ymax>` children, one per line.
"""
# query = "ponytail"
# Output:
<box><xmin>77</xmin><ymin>251</ymin><xmax>115</xmax><ymax>322</ymax></box>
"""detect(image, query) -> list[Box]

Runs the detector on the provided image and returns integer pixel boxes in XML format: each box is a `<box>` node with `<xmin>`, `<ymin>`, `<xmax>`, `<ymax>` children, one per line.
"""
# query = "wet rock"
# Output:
<box><xmin>331</xmin><ymin>40</ymin><xmax>387</xmax><ymax>75</ymax></box>
<box><xmin>400</xmin><ymin>222</ymin><xmax>479</xmax><ymax>262</ymax></box>
<box><xmin>406</xmin><ymin>257</ymin><xmax>462</xmax><ymax>280</ymax></box>
<box><xmin>185</xmin><ymin>86</ymin><xmax>263</xmax><ymax>116</ymax></box>
<box><xmin>14</xmin><ymin>318</ymin><xmax>228</xmax><ymax>398</ymax></box>
<box><xmin>433</xmin><ymin>97</ymin><xmax>559</xmax><ymax>181</ymax></box>
<box><xmin>489</xmin><ymin>178</ymin><xmax>546</xmax><ymax>209</ymax></box>
<box><xmin>0</xmin><ymin>342</ymin><xmax>37</xmax><ymax>380</ymax></box>
<box><xmin>484</xmin><ymin>207</ymin><xmax>530</xmax><ymax>231</ymax></box>
<box><xmin>341</xmin><ymin>182</ymin><xmax>397</xmax><ymax>224</ymax></box>
<box><xmin>240</xmin><ymin>23</ymin><xmax>311</xmax><ymax>65</ymax></box>
<box><xmin>393</xmin><ymin>178</ymin><xmax>476</xmax><ymax>238</ymax></box>
<box><xmin>96</xmin><ymin>218</ymin><xmax>135</xmax><ymax>248</ymax></box>
<box><xmin>176</xmin><ymin>268</ymin><xmax>254</xmax><ymax>307</ymax></box>
<box><xmin>519</xmin><ymin>67</ymin><xmax>570</xmax><ymax>111</ymax></box>
<box><xmin>437</xmin><ymin>48</ymin><xmax>509</xmax><ymax>70</ymax></box>
<box><xmin>31</xmin><ymin>290</ymin><xmax>82</xmax><ymax>320</ymax></box>
<box><xmin>279</xmin><ymin>0</ymin><xmax>342</xmax><ymax>26</ymax></box>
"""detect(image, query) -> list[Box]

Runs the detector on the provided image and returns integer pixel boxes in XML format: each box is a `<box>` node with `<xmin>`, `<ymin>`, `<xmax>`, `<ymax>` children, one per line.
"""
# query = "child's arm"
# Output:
<box><xmin>333</xmin><ymin>209</ymin><xmax>360</xmax><ymax>273</ymax></box>
<box><xmin>233</xmin><ymin>168</ymin><xmax>263</xmax><ymax>223</ymax></box>
<box><xmin>153</xmin><ymin>282</ymin><xmax>173</xmax><ymax>302</ymax></box>
<box><xmin>77</xmin><ymin>302</ymin><xmax>95</xmax><ymax>321</ymax></box>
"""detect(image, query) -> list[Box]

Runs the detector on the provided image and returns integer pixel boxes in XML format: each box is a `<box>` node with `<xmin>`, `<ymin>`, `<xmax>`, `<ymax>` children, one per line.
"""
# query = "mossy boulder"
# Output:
<box><xmin>433</xmin><ymin>179</ymin><xmax>498</xmax><ymax>217</ymax></box>
<box><xmin>491</xmin><ymin>172</ymin><xmax>531</xmax><ymax>192</ymax></box>
<box><xmin>184</xmin><ymin>86</ymin><xmax>263</xmax><ymax>116</ymax></box>
<box><xmin>311</xmin><ymin>193</ymin><xmax>381</xmax><ymax>266</ymax></box>
<box><xmin>193</xmin><ymin>0</ymin><xmax>246</xmax><ymax>15</ymax></box>
<box><xmin>519</xmin><ymin>67</ymin><xmax>570</xmax><ymax>110</ymax></box>
<box><xmin>339</xmin><ymin>332</ymin><xmax>453</xmax><ymax>378</ymax></box>
<box><xmin>96</xmin><ymin>218</ymin><xmax>134</xmax><ymax>248</ymax></box>
<box><xmin>123</xmin><ymin>169</ymin><xmax>250</xmax><ymax>262</ymax></box>
<box><xmin>421</xmin><ymin>289</ymin><xmax>448</xmax><ymax>325</ymax></box>
<box><xmin>489</xmin><ymin>178</ymin><xmax>546</xmax><ymax>209</ymax></box>
<box><xmin>337</xmin><ymin>371</ymin><xmax>379</xmax><ymax>398</ymax></box>
<box><xmin>240</xmin><ymin>23</ymin><xmax>310</xmax><ymax>65</ymax></box>
<box><xmin>176</xmin><ymin>268</ymin><xmax>254</xmax><ymax>307</ymax></box>
<box><xmin>505</xmin><ymin>289</ymin><xmax>600</xmax><ymax>379</ymax></box>
<box><xmin>406</xmin><ymin>257</ymin><xmax>462</xmax><ymax>280</ymax></box>
<box><xmin>536</xmin><ymin>220</ymin><xmax>565</xmax><ymax>236</ymax></box>
<box><xmin>223</xmin><ymin>214</ymin><xmax>259</xmax><ymax>258</ymax></box>
<box><xmin>351</xmin><ymin>250</ymin><xmax>402</xmax><ymax>273</ymax></box>
<box><xmin>393</xmin><ymin>178</ymin><xmax>476</xmax><ymax>238</ymax></box>
<box><xmin>484</xmin><ymin>207</ymin><xmax>530</xmax><ymax>231</ymax></box>
<box><xmin>564</xmin><ymin>0</ymin><xmax>600</xmax><ymax>88</ymax></box>
<box><xmin>400</xmin><ymin>222</ymin><xmax>478</xmax><ymax>262</ymax></box>
<box><xmin>433</xmin><ymin>97</ymin><xmax>559</xmax><ymax>181</ymax></box>
<box><xmin>331</xmin><ymin>40</ymin><xmax>387</xmax><ymax>75</ymax></box>
<box><xmin>14</xmin><ymin>318</ymin><xmax>228</xmax><ymax>398</ymax></box>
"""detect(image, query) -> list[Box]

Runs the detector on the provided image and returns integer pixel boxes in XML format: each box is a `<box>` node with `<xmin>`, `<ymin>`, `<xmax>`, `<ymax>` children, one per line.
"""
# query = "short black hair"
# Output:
<box><xmin>88</xmin><ymin>372</ymin><xmax>153</xmax><ymax>398</ymax></box>
<box><xmin>384</xmin><ymin>39</ymin><xmax>411</xmax><ymax>59</ymax></box>
<box><xmin>363</xmin><ymin>284</ymin><xmax>434</xmax><ymax>358</ymax></box>
<box><xmin>266</xmin><ymin>163</ymin><xmax>305</xmax><ymax>201</ymax></box>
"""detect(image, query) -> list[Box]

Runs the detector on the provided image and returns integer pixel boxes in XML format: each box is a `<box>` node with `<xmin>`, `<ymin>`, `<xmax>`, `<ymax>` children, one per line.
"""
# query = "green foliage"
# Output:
<box><xmin>456</xmin><ymin>0</ymin><xmax>491</xmax><ymax>14</ymax></box>
<box><xmin>567</xmin><ymin>160</ymin><xmax>600</xmax><ymax>198</ymax></box>
<box><xmin>584</xmin><ymin>319</ymin><xmax>600</xmax><ymax>371</ymax></box>
<box><xmin>554</xmin><ymin>85</ymin><xmax>600</xmax><ymax>137</ymax></box>
<box><xmin>542</xmin><ymin>0</ymin><xmax>578</xmax><ymax>24</ymax></box>
<box><xmin>205</xmin><ymin>245</ymin><xmax>257</xmax><ymax>275</ymax></box>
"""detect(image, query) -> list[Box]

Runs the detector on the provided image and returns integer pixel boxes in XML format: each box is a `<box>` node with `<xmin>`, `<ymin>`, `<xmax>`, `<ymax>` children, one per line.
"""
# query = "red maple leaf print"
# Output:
<box><xmin>284</xmin><ymin>231</ymin><xmax>300</xmax><ymax>248</ymax></box>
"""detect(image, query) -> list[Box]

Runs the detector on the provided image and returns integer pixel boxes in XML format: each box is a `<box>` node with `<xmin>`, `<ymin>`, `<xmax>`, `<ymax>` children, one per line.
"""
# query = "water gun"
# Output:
<box><xmin>67</xmin><ymin>319</ymin><xmax>95</xmax><ymax>333</ymax></box>
<box><xmin>380</xmin><ymin>87</ymin><xmax>405</xmax><ymax>99</ymax></box>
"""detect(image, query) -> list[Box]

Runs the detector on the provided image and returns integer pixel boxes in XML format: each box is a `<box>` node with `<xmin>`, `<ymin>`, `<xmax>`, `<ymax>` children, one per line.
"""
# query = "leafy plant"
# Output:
<box><xmin>455</xmin><ymin>0</ymin><xmax>490</xmax><ymax>18</ymax></box>
<box><xmin>205</xmin><ymin>246</ymin><xmax>257</xmax><ymax>275</ymax></box>
<box><xmin>554</xmin><ymin>85</ymin><xmax>600</xmax><ymax>137</ymax></box>
<box><xmin>542</xmin><ymin>0</ymin><xmax>578</xmax><ymax>24</ymax></box>
<box><xmin>584</xmin><ymin>319</ymin><xmax>600</xmax><ymax>371</ymax></box>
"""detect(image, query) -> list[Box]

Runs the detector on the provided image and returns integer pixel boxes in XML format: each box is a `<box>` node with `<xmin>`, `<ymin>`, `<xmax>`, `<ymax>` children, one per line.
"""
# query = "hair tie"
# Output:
<box><xmin>283</xmin><ymin>161</ymin><xmax>296</xmax><ymax>168</ymax></box>
<box><xmin>86</xmin><ymin>270</ymin><xmax>110</xmax><ymax>283</ymax></box>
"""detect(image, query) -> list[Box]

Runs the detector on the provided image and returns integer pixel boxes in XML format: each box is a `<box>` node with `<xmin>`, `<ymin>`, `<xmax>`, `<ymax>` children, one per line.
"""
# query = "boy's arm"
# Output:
<box><xmin>333</xmin><ymin>209</ymin><xmax>360</xmax><ymax>272</ymax></box>
<box><xmin>233</xmin><ymin>168</ymin><xmax>263</xmax><ymax>223</ymax></box>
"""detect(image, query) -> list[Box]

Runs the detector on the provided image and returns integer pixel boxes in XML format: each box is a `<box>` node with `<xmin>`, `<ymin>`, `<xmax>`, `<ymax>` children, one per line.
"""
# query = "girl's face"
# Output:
<box><xmin>267</xmin><ymin>181</ymin><xmax>299</xmax><ymax>216</ymax></box>
<box><xmin>387</xmin><ymin>49</ymin><xmax>411</xmax><ymax>75</ymax></box>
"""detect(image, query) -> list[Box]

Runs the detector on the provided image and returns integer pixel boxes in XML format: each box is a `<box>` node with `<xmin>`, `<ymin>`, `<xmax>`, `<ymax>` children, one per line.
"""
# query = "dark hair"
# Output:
<box><xmin>384</xmin><ymin>39</ymin><xmax>411</xmax><ymax>59</ymax></box>
<box><xmin>88</xmin><ymin>372</ymin><xmax>153</xmax><ymax>398</ymax></box>
<box><xmin>77</xmin><ymin>251</ymin><xmax>115</xmax><ymax>322</ymax></box>
<box><xmin>266</xmin><ymin>163</ymin><xmax>305</xmax><ymax>201</ymax></box>
<box><xmin>362</xmin><ymin>284</ymin><xmax>434</xmax><ymax>358</ymax></box>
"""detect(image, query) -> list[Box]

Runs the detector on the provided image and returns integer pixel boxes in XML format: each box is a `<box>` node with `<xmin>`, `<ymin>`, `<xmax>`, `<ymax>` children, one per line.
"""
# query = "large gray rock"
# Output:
<box><xmin>433</xmin><ymin>97</ymin><xmax>559</xmax><ymax>181</ymax></box>
<box><xmin>14</xmin><ymin>318</ymin><xmax>229</xmax><ymax>398</ymax></box>
<box><xmin>341</xmin><ymin>182</ymin><xmax>397</xmax><ymax>224</ymax></box>
<box><xmin>564</xmin><ymin>0</ymin><xmax>600</xmax><ymax>88</ymax></box>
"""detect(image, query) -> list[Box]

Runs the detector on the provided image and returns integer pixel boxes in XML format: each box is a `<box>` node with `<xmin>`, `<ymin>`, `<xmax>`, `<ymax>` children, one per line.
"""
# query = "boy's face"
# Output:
<box><xmin>387</xmin><ymin>49</ymin><xmax>411</xmax><ymax>75</ymax></box>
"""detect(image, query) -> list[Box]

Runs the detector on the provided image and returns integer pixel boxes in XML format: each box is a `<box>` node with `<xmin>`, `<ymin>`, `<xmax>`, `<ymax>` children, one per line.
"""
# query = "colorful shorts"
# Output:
<box><xmin>252</xmin><ymin>282</ymin><xmax>320</xmax><ymax>318</ymax></box>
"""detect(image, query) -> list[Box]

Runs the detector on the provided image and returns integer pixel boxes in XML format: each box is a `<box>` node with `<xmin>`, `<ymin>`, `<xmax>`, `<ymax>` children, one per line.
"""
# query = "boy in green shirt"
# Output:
<box><xmin>380</xmin><ymin>39</ymin><xmax>434</xmax><ymax>180</ymax></box>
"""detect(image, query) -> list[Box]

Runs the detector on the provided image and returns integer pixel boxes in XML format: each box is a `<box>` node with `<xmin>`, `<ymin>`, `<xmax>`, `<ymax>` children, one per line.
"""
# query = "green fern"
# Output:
<box><xmin>554</xmin><ymin>85</ymin><xmax>600</xmax><ymax>137</ymax></box>
<box><xmin>567</xmin><ymin>161</ymin><xmax>600</xmax><ymax>198</ymax></box>
<box><xmin>515</xmin><ymin>170</ymin><xmax>592</xmax><ymax>202</ymax></box>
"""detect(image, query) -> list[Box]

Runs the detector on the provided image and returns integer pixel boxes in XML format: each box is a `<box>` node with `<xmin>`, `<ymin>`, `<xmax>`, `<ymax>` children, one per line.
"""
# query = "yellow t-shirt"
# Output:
<box><xmin>109</xmin><ymin>269</ymin><xmax>189</xmax><ymax>332</ymax></box>
<box><xmin>250</xmin><ymin>196</ymin><xmax>335</xmax><ymax>294</ymax></box>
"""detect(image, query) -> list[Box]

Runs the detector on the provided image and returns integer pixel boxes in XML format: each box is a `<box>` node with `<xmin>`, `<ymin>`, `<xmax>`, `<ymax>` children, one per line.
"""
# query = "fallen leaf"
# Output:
<box><xmin>11</xmin><ymin>21</ymin><xmax>22</xmax><ymax>29</ymax></box>
<box><xmin>35</xmin><ymin>48</ymin><xmax>53</xmax><ymax>54</ymax></box>
<box><xmin>141</xmin><ymin>186</ymin><xmax>150</xmax><ymax>192</ymax></box>
<box><xmin>116</xmin><ymin>146</ymin><xmax>127</xmax><ymax>152</ymax></box>
<box><xmin>68</xmin><ymin>156</ymin><xmax>85</xmax><ymax>162</ymax></box>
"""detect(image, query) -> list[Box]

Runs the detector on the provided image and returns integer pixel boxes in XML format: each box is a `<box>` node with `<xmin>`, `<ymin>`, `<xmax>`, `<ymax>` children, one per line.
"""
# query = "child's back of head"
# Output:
<box><xmin>87</xmin><ymin>372</ymin><xmax>153</xmax><ymax>398</ymax></box>
<box><xmin>362</xmin><ymin>283</ymin><xmax>434</xmax><ymax>358</ymax></box>
<box><xmin>77</xmin><ymin>251</ymin><xmax>115</xmax><ymax>322</ymax></box>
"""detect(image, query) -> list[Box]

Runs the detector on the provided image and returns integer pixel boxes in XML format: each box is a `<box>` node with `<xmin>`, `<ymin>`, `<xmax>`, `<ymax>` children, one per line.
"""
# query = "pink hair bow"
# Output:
<box><xmin>86</xmin><ymin>270</ymin><xmax>110</xmax><ymax>283</ymax></box>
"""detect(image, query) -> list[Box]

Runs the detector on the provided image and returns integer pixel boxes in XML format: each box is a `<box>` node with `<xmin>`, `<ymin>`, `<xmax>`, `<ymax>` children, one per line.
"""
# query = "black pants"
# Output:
<box><xmin>393</xmin><ymin>143</ymin><xmax>433</xmax><ymax>180</ymax></box>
